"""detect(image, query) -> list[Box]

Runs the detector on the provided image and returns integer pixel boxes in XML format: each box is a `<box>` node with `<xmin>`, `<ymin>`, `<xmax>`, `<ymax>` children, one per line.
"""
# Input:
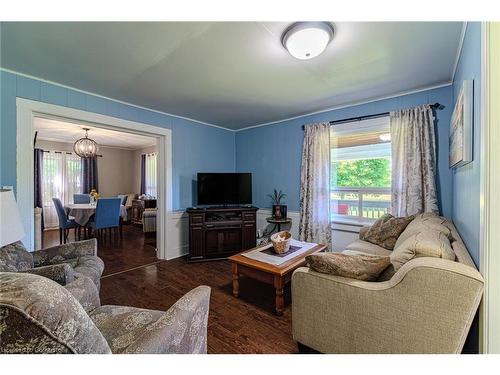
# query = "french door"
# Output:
<box><xmin>42</xmin><ymin>151</ymin><xmax>82</xmax><ymax>228</ymax></box>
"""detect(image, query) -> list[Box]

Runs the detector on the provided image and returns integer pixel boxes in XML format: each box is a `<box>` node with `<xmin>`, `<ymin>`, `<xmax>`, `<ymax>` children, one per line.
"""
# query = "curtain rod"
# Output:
<box><xmin>302</xmin><ymin>102</ymin><xmax>443</xmax><ymax>130</ymax></box>
<box><xmin>41</xmin><ymin>150</ymin><xmax>103</xmax><ymax>157</ymax></box>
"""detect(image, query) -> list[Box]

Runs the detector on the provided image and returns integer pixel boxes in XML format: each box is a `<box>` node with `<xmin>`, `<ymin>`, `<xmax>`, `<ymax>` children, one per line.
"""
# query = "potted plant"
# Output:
<box><xmin>267</xmin><ymin>189</ymin><xmax>287</xmax><ymax>219</ymax></box>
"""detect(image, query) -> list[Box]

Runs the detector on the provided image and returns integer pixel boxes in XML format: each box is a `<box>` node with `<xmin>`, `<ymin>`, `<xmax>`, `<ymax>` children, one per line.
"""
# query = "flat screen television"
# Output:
<box><xmin>197</xmin><ymin>173</ymin><xmax>252</xmax><ymax>206</ymax></box>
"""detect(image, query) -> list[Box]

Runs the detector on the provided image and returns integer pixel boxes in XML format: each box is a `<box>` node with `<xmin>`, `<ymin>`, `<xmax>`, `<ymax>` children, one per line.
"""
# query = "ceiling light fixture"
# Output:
<box><xmin>73</xmin><ymin>128</ymin><xmax>99</xmax><ymax>158</ymax></box>
<box><xmin>282</xmin><ymin>22</ymin><xmax>334</xmax><ymax>60</ymax></box>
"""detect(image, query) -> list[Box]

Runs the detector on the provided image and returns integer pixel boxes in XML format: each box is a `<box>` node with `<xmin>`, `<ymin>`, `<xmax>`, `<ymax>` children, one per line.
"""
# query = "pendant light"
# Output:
<box><xmin>73</xmin><ymin>128</ymin><xmax>99</xmax><ymax>158</ymax></box>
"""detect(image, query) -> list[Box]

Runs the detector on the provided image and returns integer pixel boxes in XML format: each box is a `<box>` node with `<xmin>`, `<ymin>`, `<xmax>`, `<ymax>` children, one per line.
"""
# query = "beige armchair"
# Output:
<box><xmin>292</xmin><ymin>218</ymin><xmax>484</xmax><ymax>354</ymax></box>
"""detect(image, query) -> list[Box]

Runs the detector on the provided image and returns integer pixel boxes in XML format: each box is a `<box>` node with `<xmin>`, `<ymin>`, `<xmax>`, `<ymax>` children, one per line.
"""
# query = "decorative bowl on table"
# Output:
<box><xmin>270</xmin><ymin>231</ymin><xmax>292</xmax><ymax>254</ymax></box>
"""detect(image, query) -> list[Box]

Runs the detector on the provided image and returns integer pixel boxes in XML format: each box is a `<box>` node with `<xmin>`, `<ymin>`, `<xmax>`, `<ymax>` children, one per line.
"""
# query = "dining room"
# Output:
<box><xmin>34</xmin><ymin>116</ymin><xmax>160</xmax><ymax>275</ymax></box>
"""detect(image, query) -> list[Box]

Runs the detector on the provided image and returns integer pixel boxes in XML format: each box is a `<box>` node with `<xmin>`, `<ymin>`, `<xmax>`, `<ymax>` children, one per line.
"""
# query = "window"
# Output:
<box><xmin>330</xmin><ymin>116</ymin><xmax>391</xmax><ymax>222</ymax></box>
<box><xmin>145</xmin><ymin>153</ymin><xmax>157</xmax><ymax>198</ymax></box>
<box><xmin>42</xmin><ymin>151</ymin><xmax>82</xmax><ymax>228</ymax></box>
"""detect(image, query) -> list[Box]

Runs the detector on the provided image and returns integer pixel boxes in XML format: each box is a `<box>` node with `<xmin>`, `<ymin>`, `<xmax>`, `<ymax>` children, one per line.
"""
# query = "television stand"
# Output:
<box><xmin>186</xmin><ymin>206</ymin><xmax>258</xmax><ymax>261</ymax></box>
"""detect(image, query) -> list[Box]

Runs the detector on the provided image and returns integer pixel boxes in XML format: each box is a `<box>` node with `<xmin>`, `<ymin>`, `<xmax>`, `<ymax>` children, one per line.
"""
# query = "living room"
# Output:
<box><xmin>1</xmin><ymin>1</ymin><xmax>500</xmax><ymax>373</ymax></box>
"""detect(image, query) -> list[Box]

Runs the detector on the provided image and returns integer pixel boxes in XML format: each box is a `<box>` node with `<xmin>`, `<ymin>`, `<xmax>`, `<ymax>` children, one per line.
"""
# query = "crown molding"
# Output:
<box><xmin>0</xmin><ymin>67</ymin><xmax>235</xmax><ymax>132</ymax></box>
<box><xmin>235</xmin><ymin>81</ymin><xmax>452</xmax><ymax>132</ymax></box>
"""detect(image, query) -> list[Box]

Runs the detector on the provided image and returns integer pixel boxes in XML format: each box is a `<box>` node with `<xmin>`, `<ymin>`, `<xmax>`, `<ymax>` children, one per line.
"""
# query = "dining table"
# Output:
<box><xmin>64</xmin><ymin>203</ymin><xmax>127</xmax><ymax>226</ymax></box>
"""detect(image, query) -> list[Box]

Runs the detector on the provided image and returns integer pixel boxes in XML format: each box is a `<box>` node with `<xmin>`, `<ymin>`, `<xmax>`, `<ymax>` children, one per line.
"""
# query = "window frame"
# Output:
<box><xmin>329</xmin><ymin>116</ymin><xmax>392</xmax><ymax>225</ymax></box>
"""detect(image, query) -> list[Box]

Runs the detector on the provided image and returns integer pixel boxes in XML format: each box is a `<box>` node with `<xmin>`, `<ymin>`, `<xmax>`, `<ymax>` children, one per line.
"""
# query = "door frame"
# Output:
<box><xmin>16</xmin><ymin>97</ymin><xmax>172</xmax><ymax>260</ymax></box>
<box><xmin>480</xmin><ymin>21</ymin><xmax>500</xmax><ymax>354</ymax></box>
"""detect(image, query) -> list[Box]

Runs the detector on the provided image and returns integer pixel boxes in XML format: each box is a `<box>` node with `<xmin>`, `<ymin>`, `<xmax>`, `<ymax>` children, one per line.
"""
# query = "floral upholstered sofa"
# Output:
<box><xmin>0</xmin><ymin>238</ymin><xmax>103</xmax><ymax>311</ymax></box>
<box><xmin>0</xmin><ymin>272</ymin><xmax>211</xmax><ymax>354</ymax></box>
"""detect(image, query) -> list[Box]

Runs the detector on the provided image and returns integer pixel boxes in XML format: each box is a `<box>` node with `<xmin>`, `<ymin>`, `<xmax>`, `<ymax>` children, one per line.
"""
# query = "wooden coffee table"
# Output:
<box><xmin>229</xmin><ymin>243</ymin><xmax>326</xmax><ymax>315</ymax></box>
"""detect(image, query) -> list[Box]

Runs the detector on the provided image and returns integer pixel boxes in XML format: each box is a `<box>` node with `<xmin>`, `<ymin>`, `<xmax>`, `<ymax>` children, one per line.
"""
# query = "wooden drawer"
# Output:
<box><xmin>243</xmin><ymin>212</ymin><xmax>256</xmax><ymax>222</ymax></box>
<box><xmin>190</xmin><ymin>215</ymin><xmax>205</xmax><ymax>225</ymax></box>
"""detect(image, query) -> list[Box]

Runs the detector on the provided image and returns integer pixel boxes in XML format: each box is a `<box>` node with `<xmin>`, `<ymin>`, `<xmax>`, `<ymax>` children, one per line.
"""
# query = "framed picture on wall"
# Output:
<box><xmin>449</xmin><ymin>79</ymin><xmax>473</xmax><ymax>168</ymax></box>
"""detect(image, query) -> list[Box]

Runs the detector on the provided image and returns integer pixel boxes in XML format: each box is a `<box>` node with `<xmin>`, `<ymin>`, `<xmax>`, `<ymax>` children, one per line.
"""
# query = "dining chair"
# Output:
<box><xmin>117</xmin><ymin>194</ymin><xmax>128</xmax><ymax>206</ymax></box>
<box><xmin>52</xmin><ymin>198</ymin><xmax>79</xmax><ymax>244</ymax></box>
<box><xmin>74</xmin><ymin>194</ymin><xmax>91</xmax><ymax>204</ymax></box>
<box><xmin>87</xmin><ymin>198</ymin><xmax>122</xmax><ymax>242</ymax></box>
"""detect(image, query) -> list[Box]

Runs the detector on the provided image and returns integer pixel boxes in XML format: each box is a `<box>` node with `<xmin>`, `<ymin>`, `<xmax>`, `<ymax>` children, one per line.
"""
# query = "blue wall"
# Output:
<box><xmin>0</xmin><ymin>71</ymin><xmax>236</xmax><ymax>210</ymax></box>
<box><xmin>451</xmin><ymin>22</ymin><xmax>482</xmax><ymax>265</ymax></box>
<box><xmin>236</xmin><ymin>86</ymin><xmax>454</xmax><ymax>218</ymax></box>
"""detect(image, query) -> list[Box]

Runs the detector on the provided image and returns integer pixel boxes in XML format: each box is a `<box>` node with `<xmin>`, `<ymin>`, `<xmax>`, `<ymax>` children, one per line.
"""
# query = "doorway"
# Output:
<box><xmin>16</xmin><ymin>98</ymin><xmax>172</xmax><ymax>261</ymax></box>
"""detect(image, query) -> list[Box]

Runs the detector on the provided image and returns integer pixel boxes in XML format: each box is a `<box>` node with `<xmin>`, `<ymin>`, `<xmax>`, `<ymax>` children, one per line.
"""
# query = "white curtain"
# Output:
<box><xmin>390</xmin><ymin>105</ymin><xmax>438</xmax><ymax>216</ymax></box>
<box><xmin>42</xmin><ymin>151</ymin><xmax>82</xmax><ymax>228</ymax></box>
<box><xmin>145</xmin><ymin>153</ymin><xmax>157</xmax><ymax>198</ymax></box>
<box><xmin>299</xmin><ymin>123</ymin><xmax>332</xmax><ymax>248</ymax></box>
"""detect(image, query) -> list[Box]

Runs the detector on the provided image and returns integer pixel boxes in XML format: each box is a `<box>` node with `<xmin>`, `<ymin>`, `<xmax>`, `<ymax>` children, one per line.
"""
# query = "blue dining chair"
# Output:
<box><xmin>74</xmin><ymin>194</ymin><xmax>91</xmax><ymax>204</ymax></box>
<box><xmin>117</xmin><ymin>194</ymin><xmax>128</xmax><ymax>206</ymax></box>
<box><xmin>52</xmin><ymin>198</ymin><xmax>79</xmax><ymax>244</ymax></box>
<box><xmin>87</xmin><ymin>198</ymin><xmax>122</xmax><ymax>241</ymax></box>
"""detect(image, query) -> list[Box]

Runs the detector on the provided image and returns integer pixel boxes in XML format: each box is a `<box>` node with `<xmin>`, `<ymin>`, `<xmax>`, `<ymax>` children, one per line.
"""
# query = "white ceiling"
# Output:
<box><xmin>1</xmin><ymin>22</ymin><xmax>463</xmax><ymax>130</ymax></box>
<box><xmin>34</xmin><ymin>117</ymin><xmax>156</xmax><ymax>150</ymax></box>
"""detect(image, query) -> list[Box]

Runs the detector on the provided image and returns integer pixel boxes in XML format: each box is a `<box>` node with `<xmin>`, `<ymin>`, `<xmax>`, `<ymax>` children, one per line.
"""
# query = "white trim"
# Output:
<box><xmin>2</xmin><ymin>67</ymin><xmax>232</xmax><ymax>132</ymax></box>
<box><xmin>479</xmin><ymin>22</ymin><xmax>489</xmax><ymax>353</ymax></box>
<box><xmin>235</xmin><ymin>82</ymin><xmax>452</xmax><ymax>131</ymax></box>
<box><xmin>36</xmin><ymin>137</ymin><xmax>156</xmax><ymax>152</ymax></box>
<box><xmin>16</xmin><ymin>97</ymin><xmax>174</xmax><ymax>260</ymax></box>
<box><xmin>166</xmin><ymin>210</ymin><xmax>189</xmax><ymax>260</ymax></box>
<box><xmin>4</xmin><ymin>67</ymin><xmax>452</xmax><ymax>133</ymax></box>
<box><xmin>452</xmin><ymin>22</ymin><xmax>468</xmax><ymax>84</ymax></box>
<box><xmin>480</xmin><ymin>21</ymin><xmax>500</xmax><ymax>354</ymax></box>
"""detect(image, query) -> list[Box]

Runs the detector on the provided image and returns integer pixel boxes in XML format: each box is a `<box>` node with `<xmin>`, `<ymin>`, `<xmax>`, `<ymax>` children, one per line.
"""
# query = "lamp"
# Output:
<box><xmin>282</xmin><ymin>22</ymin><xmax>334</xmax><ymax>60</ymax></box>
<box><xmin>74</xmin><ymin>128</ymin><xmax>99</xmax><ymax>158</ymax></box>
<box><xmin>0</xmin><ymin>189</ymin><xmax>25</xmax><ymax>247</ymax></box>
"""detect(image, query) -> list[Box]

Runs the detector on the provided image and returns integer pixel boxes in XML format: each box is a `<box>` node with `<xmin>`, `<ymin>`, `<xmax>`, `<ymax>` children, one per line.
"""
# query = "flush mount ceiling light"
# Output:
<box><xmin>282</xmin><ymin>22</ymin><xmax>334</xmax><ymax>60</ymax></box>
<box><xmin>74</xmin><ymin>128</ymin><xmax>99</xmax><ymax>158</ymax></box>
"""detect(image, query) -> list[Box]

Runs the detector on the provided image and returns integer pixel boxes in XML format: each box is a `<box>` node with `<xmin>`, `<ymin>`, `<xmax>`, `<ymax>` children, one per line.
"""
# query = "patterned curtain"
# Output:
<box><xmin>34</xmin><ymin>148</ymin><xmax>44</xmax><ymax>229</ymax></box>
<box><xmin>140</xmin><ymin>154</ymin><xmax>146</xmax><ymax>195</ymax></box>
<box><xmin>299</xmin><ymin>123</ymin><xmax>332</xmax><ymax>249</ymax></box>
<box><xmin>82</xmin><ymin>157</ymin><xmax>99</xmax><ymax>194</ymax></box>
<box><xmin>390</xmin><ymin>105</ymin><xmax>438</xmax><ymax>216</ymax></box>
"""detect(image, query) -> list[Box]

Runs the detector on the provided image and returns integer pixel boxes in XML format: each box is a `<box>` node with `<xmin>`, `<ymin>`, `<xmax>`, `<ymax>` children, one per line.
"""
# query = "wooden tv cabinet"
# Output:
<box><xmin>186</xmin><ymin>206</ymin><xmax>258</xmax><ymax>261</ymax></box>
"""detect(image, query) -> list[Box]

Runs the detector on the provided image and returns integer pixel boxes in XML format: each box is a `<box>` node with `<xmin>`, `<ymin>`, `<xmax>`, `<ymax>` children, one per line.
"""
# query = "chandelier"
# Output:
<box><xmin>73</xmin><ymin>128</ymin><xmax>99</xmax><ymax>158</ymax></box>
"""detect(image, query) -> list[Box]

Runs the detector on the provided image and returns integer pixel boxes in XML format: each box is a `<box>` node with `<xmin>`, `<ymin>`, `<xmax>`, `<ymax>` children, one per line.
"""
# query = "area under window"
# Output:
<box><xmin>330</xmin><ymin>116</ymin><xmax>391</xmax><ymax>222</ymax></box>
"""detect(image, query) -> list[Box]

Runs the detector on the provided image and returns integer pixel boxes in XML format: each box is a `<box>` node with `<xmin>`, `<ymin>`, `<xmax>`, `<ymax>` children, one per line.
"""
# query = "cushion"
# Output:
<box><xmin>345</xmin><ymin>239</ymin><xmax>392</xmax><ymax>256</ymax></box>
<box><xmin>360</xmin><ymin>214</ymin><xmax>415</xmax><ymax>250</ymax></box>
<box><xmin>0</xmin><ymin>272</ymin><xmax>111</xmax><ymax>354</ymax></box>
<box><xmin>306</xmin><ymin>253</ymin><xmax>391</xmax><ymax>281</ymax></box>
<box><xmin>90</xmin><ymin>305</ymin><xmax>164</xmax><ymax>353</ymax></box>
<box><xmin>0</xmin><ymin>241</ymin><xmax>34</xmax><ymax>272</ymax></box>
<box><xmin>378</xmin><ymin>229</ymin><xmax>456</xmax><ymax>281</ymax></box>
<box><xmin>63</xmin><ymin>256</ymin><xmax>105</xmax><ymax>290</ymax></box>
<box><xmin>394</xmin><ymin>212</ymin><xmax>451</xmax><ymax>250</ymax></box>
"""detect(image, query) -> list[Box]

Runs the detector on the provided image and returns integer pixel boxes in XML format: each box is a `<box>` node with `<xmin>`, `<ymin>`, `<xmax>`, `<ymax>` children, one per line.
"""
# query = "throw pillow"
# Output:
<box><xmin>360</xmin><ymin>213</ymin><xmax>415</xmax><ymax>250</ymax></box>
<box><xmin>378</xmin><ymin>229</ymin><xmax>456</xmax><ymax>281</ymax></box>
<box><xmin>306</xmin><ymin>253</ymin><xmax>391</xmax><ymax>281</ymax></box>
<box><xmin>393</xmin><ymin>212</ymin><xmax>451</xmax><ymax>250</ymax></box>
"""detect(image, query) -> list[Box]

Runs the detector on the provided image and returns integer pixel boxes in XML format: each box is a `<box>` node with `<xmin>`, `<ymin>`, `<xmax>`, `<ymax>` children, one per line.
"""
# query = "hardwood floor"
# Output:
<box><xmin>100</xmin><ymin>258</ymin><xmax>297</xmax><ymax>353</ymax></box>
<box><xmin>44</xmin><ymin>226</ymin><xmax>298</xmax><ymax>353</ymax></box>
<box><xmin>42</xmin><ymin>224</ymin><xmax>158</xmax><ymax>276</ymax></box>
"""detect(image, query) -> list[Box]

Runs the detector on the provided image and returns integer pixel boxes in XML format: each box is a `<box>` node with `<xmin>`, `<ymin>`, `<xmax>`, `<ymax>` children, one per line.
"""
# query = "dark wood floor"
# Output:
<box><xmin>100</xmin><ymin>258</ymin><xmax>297</xmax><ymax>354</ymax></box>
<box><xmin>43</xmin><ymin>224</ymin><xmax>159</xmax><ymax>276</ymax></box>
<box><xmin>44</xmin><ymin>225</ymin><xmax>298</xmax><ymax>353</ymax></box>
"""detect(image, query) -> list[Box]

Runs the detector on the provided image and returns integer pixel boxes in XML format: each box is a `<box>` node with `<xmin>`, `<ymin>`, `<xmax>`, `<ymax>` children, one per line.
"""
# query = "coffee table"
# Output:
<box><xmin>229</xmin><ymin>243</ymin><xmax>326</xmax><ymax>315</ymax></box>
